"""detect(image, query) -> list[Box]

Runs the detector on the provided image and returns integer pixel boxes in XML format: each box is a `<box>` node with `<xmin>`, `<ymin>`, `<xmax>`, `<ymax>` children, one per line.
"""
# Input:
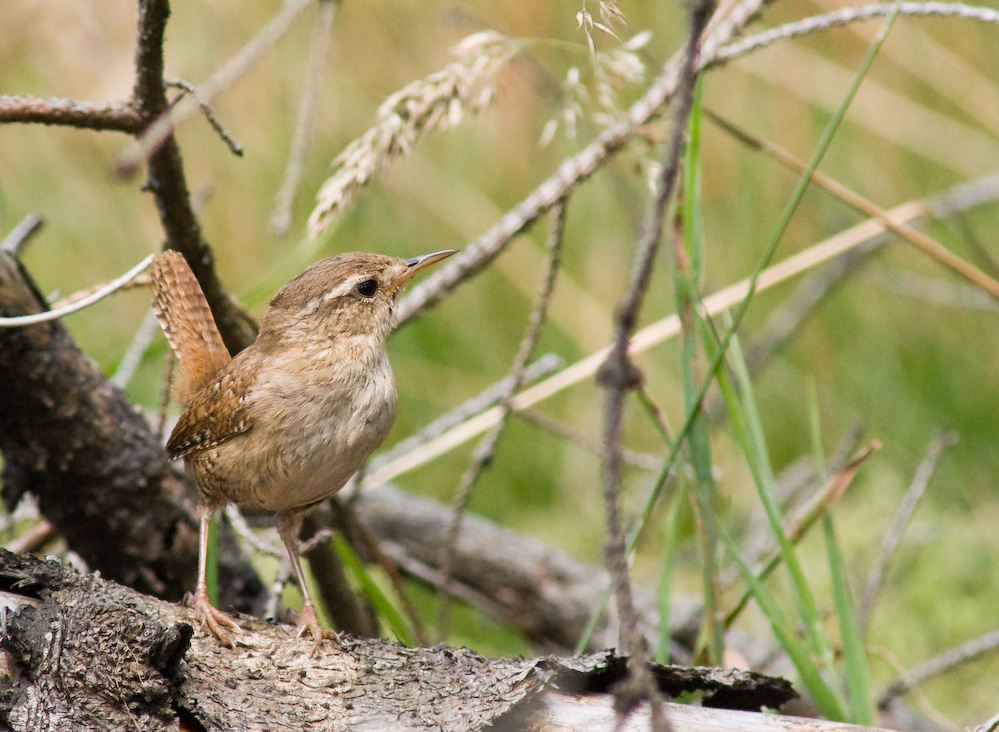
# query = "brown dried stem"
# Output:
<box><xmin>436</xmin><ymin>200</ymin><xmax>567</xmax><ymax>640</ymax></box>
<box><xmin>706</xmin><ymin>109</ymin><xmax>999</xmax><ymax>299</ymax></box>
<box><xmin>397</xmin><ymin>0</ymin><xmax>774</xmax><ymax>325</ymax></box>
<box><xmin>858</xmin><ymin>430</ymin><xmax>957</xmax><ymax>634</ymax></box>
<box><xmin>270</xmin><ymin>0</ymin><xmax>340</xmax><ymax>236</ymax></box>
<box><xmin>597</xmin><ymin>1</ymin><xmax>714</xmax><ymax>727</ymax></box>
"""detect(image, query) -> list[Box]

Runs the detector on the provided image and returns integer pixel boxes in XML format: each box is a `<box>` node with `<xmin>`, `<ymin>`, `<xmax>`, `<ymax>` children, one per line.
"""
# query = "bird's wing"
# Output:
<box><xmin>165</xmin><ymin>366</ymin><xmax>255</xmax><ymax>459</ymax></box>
<box><xmin>151</xmin><ymin>251</ymin><xmax>232</xmax><ymax>404</ymax></box>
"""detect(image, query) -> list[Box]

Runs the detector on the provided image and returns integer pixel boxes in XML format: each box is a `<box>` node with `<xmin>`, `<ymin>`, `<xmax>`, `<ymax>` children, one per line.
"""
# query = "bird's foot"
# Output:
<box><xmin>295</xmin><ymin>601</ymin><xmax>339</xmax><ymax>656</ymax></box>
<box><xmin>191</xmin><ymin>586</ymin><xmax>240</xmax><ymax>648</ymax></box>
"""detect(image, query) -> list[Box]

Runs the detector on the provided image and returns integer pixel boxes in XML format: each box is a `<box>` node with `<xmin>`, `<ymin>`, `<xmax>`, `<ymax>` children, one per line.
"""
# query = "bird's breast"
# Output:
<box><xmin>226</xmin><ymin>344</ymin><xmax>398</xmax><ymax>512</ymax></box>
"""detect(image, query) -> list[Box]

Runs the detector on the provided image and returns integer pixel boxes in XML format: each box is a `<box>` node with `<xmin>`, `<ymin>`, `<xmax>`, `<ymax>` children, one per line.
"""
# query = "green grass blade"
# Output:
<box><xmin>824</xmin><ymin>513</ymin><xmax>875</xmax><ymax>724</ymax></box>
<box><xmin>655</xmin><ymin>488</ymin><xmax>684</xmax><ymax>664</ymax></box>
<box><xmin>714</xmin><ymin>514</ymin><xmax>847</xmax><ymax>720</ymax></box>
<box><xmin>723</xmin><ymin>325</ymin><xmax>833</xmax><ymax>672</ymax></box>
<box><xmin>578</xmin><ymin>0</ymin><xmax>905</xmax><ymax>656</ymax></box>
<box><xmin>206</xmin><ymin>515</ymin><xmax>219</xmax><ymax>605</ymax></box>
<box><xmin>332</xmin><ymin>532</ymin><xmax>416</xmax><ymax>646</ymax></box>
<box><xmin>673</xmin><ymin>80</ymin><xmax>724</xmax><ymax>664</ymax></box>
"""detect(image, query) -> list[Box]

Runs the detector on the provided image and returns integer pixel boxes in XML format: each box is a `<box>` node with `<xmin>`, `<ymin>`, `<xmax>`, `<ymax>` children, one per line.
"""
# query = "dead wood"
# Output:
<box><xmin>0</xmin><ymin>549</ymin><xmax>802</xmax><ymax>732</ymax></box>
<box><xmin>0</xmin><ymin>251</ymin><xmax>264</xmax><ymax>614</ymax></box>
<box><xmin>346</xmin><ymin>483</ymin><xmax>702</xmax><ymax>656</ymax></box>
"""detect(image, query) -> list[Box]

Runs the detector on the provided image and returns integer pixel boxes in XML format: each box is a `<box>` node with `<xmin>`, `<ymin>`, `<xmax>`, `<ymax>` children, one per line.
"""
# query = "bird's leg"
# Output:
<box><xmin>192</xmin><ymin>511</ymin><xmax>240</xmax><ymax>647</ymax></box>
<box><xmin>277</xmin><ymin>510</ymin><xmax>338</xmax><ymax>655</ymax></box>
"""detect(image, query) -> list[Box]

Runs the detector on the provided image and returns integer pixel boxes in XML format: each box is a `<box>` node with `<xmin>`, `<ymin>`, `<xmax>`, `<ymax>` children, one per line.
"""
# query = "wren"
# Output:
<box><xmin>151</xmin><ymin>248</ymin><xmax>455</xmax><ymax>651</ymax></box>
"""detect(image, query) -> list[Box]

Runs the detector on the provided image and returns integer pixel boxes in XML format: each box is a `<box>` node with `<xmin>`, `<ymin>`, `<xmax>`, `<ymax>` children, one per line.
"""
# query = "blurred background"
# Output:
<box><xmin>3</xmin><ymin>0</ymin><xmax>999</xmax><ymax>726</ymax></box>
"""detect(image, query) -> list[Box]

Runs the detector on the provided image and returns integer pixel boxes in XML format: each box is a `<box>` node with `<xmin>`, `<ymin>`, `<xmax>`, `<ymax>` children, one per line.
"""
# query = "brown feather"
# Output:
<box><xmin>165</xmin><ymin>364</ymin><xmax>255</xmax><ymax>460</ymax></box>
<box><xmin>151</xmin><ymin>251</ymin><xmax>232</xmax><ymax>404</ymax></box>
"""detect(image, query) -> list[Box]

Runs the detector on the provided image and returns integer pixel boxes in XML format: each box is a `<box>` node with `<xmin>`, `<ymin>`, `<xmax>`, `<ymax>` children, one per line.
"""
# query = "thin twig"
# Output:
<box><xmin>1</xmin><ymin>213</ymin><xmax>45</xmax><ymax>256</ymax></box>
<box><xmin>517</xmin><ymin>409</ymin><xmax>663</xmax><ymax>471</ymax></box>
<box><xmin>165</xmin><ymin>80</ymin><xmax>244</xmax><ymax>157</ymax></box>
<box><xmin>397</xmin><ymin>0</ymin><xmax>773</xmax><ymax>325</ymax></box>
<box><xmin>111</xmin><ymin>308</ymin><xmax>164</xmax><ymax>389</ymax></box>
<box><xmin>858</xmin><ymin>430</ymin><xmax>956</xmax><ymax>633</ymax></box>
<box><xmin>331</xmin><ymin>499</ymin><xmax>432</xmax><ymax>646</ymax></box>
<box><xmin>724</xmin><ymin>440</ymin><xmax>881</xmax><ymax>626</ymax></box>
<box><xmin>120</xmin><ymin>0</ymin><xmax>314</xmax><ymax>175</ymax></box>
<box><xmin>0</xmin><ymin>255</ymin><xmax>154</xmax><ymax>328</ymax></box>
<box><xmin>378</xmin><ymin>540</ymin><xmax>513</xmax><ymax>622</ymax></box>
<box><xmin>362</xmin><ymin>354</ymin><xmax>562</xmax><ymax>482</ymax></box>
<box><xmin>867</xmin><ymin>264</ymin><xmax>999</xmax><ymax>310</ymax></box>
<box><xmin>437</xmin><ymin>200</ymin><xmax>567</xmax><ymax>641</ymax></box>
<box><xmin>223</xmin><ymin>506</ymin><xmax>284</xmax><ymax>558</ymax></box>
<box><xmin>710</xmin><ymin>1</ymin><xmax>999</xmax><ymax>68</ymax></box>
<box><xmin>706</xmin><ymin>109</ymin><xmax>999</xmax><ymax>299</ymax></box>
<box><xmin>156</xmin><ymin>350</ymin><xmax>175</xmax><ymax>441</ymax></box>
<box><xmin>132</xmin><ymin>0</ymin><xmax>257</xmax><ymax>354</ymax></box>
<box><xmin>270</xmin><ymin>0</ymin><xmax>340</xmax><ymax>236</ymax></box>
<box><xmin>877</xmin><ymin>628</ymin><xmax>999</xmax><ymax>707</ymax></box>
<box><xmin>598</xmin><ymin>0</ymin><xmax>712</xmax><ymax>727</ymax></box>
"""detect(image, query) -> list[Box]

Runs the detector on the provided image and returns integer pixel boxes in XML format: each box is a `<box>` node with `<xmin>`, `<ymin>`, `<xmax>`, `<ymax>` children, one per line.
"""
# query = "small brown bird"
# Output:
<box><xmin>151</xmin><ymin>248</ymin><xmax>455</xmax><ymax>651</ymax></box>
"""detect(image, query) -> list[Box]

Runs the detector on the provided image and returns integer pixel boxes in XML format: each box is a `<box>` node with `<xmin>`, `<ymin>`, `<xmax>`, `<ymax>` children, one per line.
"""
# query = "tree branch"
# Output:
<box><xmin>0</xmin><ymin>95</ymin><xmax>140</xmax><ymax>132</ymax></box>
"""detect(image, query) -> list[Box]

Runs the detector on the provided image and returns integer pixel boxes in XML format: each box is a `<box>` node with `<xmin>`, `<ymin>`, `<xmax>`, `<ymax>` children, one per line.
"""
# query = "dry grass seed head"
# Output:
<box><xmin>308</xmin><ymin>31</ymin><xmax>518</xmax><ymax>237</ymax></box>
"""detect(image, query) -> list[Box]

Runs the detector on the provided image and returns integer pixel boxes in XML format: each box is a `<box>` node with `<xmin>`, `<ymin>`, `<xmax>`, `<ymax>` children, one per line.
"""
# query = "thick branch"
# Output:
<box><xmin>132</xmin><ymin>0</ymin><xmax>257</xmax><ymax>355</ymax></box>
<box><xmin>0</xmin><ymin>550</ymin><xmax>800</xmax><ymax>732</ymax></box>
<box><xmin>350</xmin><ymin>484</ymin><xmax>701</xmax><ymax>656</ymax></box>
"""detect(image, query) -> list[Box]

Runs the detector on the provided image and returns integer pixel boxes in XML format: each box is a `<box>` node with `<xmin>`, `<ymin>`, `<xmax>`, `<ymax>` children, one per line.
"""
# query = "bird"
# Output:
<box><xmin>151</xmin><ymin>248</ymin><xmax>456</xmax><ymax>652</ymax></box>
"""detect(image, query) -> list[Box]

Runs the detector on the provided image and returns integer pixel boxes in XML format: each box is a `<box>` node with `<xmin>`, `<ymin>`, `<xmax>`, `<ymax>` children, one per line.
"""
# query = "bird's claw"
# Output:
<box><xmin>192</xmin><ymin>587</ymin><xmax>240</xmax><ymax>647</ymax></box>
<box><xmin>295</xmin><ymin>602</ymin><xmax>339</xmax><ymax>656</ymax></box>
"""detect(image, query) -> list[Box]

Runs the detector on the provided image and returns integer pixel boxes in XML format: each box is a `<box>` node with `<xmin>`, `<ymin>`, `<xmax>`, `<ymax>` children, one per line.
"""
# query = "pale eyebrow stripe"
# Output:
<box><xmin>323</xmin><ymin>276</ymin><xmax>362</xmax><ymax>301</ymax></box>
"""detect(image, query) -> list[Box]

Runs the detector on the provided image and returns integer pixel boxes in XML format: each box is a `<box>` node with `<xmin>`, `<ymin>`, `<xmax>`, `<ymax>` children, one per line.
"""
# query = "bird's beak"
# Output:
<box><xmin>396</xmin><ymin>249</ymin><xmax>457</xmax><ymax>285</ymax></box>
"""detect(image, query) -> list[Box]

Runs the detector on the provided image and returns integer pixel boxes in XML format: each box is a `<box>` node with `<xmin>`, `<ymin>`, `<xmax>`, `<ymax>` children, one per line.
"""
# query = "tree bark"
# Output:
<box><xmin>348</xmin><ymin>483</ymin><xmax>701</xmax><ymax>656</ymax></box>
<box><xmin>0</xmin><ymin>251</ymin><xmax>263</xmax><ymax>613</ymax></box>
<box><xmin>0</xmin><ymin>549</ymin><xmax>817</xmax><ymax>732</ymax></box>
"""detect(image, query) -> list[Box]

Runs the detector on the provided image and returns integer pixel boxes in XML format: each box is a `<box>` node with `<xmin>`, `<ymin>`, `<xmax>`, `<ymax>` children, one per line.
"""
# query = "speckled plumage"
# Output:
<box><xmin>163</xmin><ymin>252</ymin><xmax>421</xmax><ymax>512</ymax></box>
<box><xmin>151</xmin><ymin>248</ymin><xmax>455</xmax><ymax>650</ymax></box>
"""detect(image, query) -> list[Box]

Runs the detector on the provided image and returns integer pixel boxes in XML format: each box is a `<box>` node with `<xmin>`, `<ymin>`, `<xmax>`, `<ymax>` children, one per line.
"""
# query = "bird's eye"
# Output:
<box><xmin>355</xmin><ymin>279</ymin><xmax>378</xmax><ymax>298</ymax></box>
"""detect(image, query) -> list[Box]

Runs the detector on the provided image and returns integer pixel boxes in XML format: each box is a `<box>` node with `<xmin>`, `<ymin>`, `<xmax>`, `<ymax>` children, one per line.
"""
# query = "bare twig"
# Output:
<box><xmin>223</xmin><ymin>506</ymin><xmax>283</xmax><ymax>558</ymax></box>
<box><xmin>517</xmin><ymin>409</ymin><xmax>663</xmax><ymax>471</ymax></box>
<box><xmin>437</xmin><ymin>200</ymin><xmax>567</xmax><ymax>640</ymax></box>
<box><xmin>597</xmin><ymin>0</ymin><xmax>713</xmax><ymax>727</ymax></box>
<box><xmin>271</xmin><ymin>0</ymin><xmax>339</xmax><ymax>237</ymax></box>
<box><xmin>878</xmin><ymin>628</ymin><xmax>999</xmax><ymax>707</ymax></box>
<box><xmin>0</xmin><ymin>95</ymin><xmax>141</xmax><ymax>132</ymax></box>
<box><xmin>165</xmin><ymin>80</ymin><xmax>244</xmax><ymax>157</ymax></box>
<box><xmin>120</xmin><ymin>0</ymin><xmax>314</xmax><ymax>176</ymax></box>
<box><xmin>866</xmin><ymin>264</ymin><xmax>999</xmax><ymax>310</ymax></box>
<box><xmin>397</xmin><ymin>0</ymin><xmax>774</xmax><ymax>325</ymax></box>
<box><xmin>710</xmin><ymin>1</ymin><xmax>999</xmax><ymax>68</ymax></box>
<box><xmin>132</xmin><ymin>0</ymin><xmax>257</xmax><ymax>354</ymax></box>
<box><xmin>724</xmin><ymin>441</ymin><xmax>881</xmax><ymax>626</ymax></box>
<box><xmin>361</xmin><ymin>354</ymin><xmax>562</xmax><ymax>484</ymax></box>
<box><xmin>330</xmin><ymin>499</ymin><xmax>432</xmax><ymax>646</ymax></box>
<box><xmin>1</xmin><ymin>213</ymin><xmax>45</xmax><ymax>257</ymax></box>
<box><xmin>706</xmin><ymin>110</ymin><xmax>999</xmax><ymax>299</ymax></box>
<box><xmin>111</xmin><ymin>308</ymin><xmax>164</xmax><ymax>389</ymax></box>
<box><xmin>858</xmin><ymin>430</ymin><xmax>956</xmax><ymax>633</ymax></box>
